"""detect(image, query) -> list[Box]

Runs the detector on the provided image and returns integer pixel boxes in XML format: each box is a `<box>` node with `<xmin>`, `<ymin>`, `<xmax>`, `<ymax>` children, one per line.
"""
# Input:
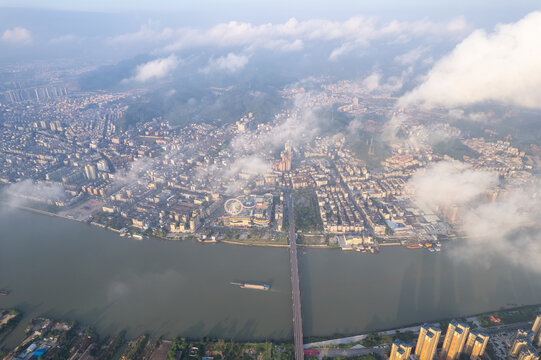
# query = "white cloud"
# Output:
<box><xmin>114</xmin><ymin>157</ymin><xmax>154</xmax><ymax>186</ymax></box>
<box><xmin>400</xmin><ymin>11</ymin><xmax>541</xmax><ymax>110</ymax></box>
<box><xmin>394</xmin><ymin>46</ymin><xmax>428</xmax><ymax>65</ymax></box>
<box><xmin>276</xmin><ymin>39</ymin><xmax>304</xmax><ymax>52</ymax></box>
<box><xmin>1</xmin><ymin>27</ymin><xmax>32</xmax><ymax>44</ymax></box>
<box><xmin>1</xmin><ymin>179</ymin><xmax>66</xmax><ymax>210</ymax></box>
<box><xmin>329</xmin><ymin>42</ymin><xmax>357</xmax><ymax>61</ymax></box>
<box><xmin>448</xmin><ymin>108</ymin><xmax>493</xmax><ymax>123</ymax></box>
<box><xmin>361</xmin><ymin>68</ymin><xmax>410</xmax><ymax>94</ymax></box>
<box><xmin>154</xmin><ymin>16</ymin><xmax>468</xmax><ymax>57</ymax></box>
<box><xmin>453</xmin><ymin>183</ymin><xmax>541</xmax><ymax>274</ymax></box>
<box><xmin>128</xmin><ymin>54</ymin><xmax>179</xmax><ymax>83</ymax></box>
<box><xmin>362</xmin><ymin>72</ymin><xmax>382</xmax><ymax>92</ymax></box>
<box><xmin>200</xmin><ymin>52</ymin><xmax>250</xmax><ymax>74</ymax></box>
<box><xmin>407</xmin><ymin>160</ymin><xmax>498</xmax><ymax>211</ymax></box>
<box><xmin>225</xmin><ymin>155</ymin><xmax>271</xmax><ymax>178</ymax></box>
<box><xmin>107</xmin><ymin>23</ymin><xmax>174</xmax><ymax>45</ymax></box>
<box><xmin>408</xmin><ymin>159</ymin><xmax>541</xmax><ymax>274</ymax></box>
<box><xmin>461</xmin><ymin>188</ymin><xmax>537</xmax><ymax>242</ymax></box>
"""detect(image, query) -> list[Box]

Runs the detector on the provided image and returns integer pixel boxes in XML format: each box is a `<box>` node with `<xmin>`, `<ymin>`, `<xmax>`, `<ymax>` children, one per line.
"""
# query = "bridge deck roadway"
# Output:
<box><xmin>287</xmin><ymin>191</ymin><xmax>304</xmax><ymax>360</ymax></box>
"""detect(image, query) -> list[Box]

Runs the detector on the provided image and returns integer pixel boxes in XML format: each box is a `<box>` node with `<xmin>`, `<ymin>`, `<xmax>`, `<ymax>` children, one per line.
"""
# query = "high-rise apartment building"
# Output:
<box><xmin>415</xmin><ymin>324</ymin><xmax>442</xmax><ymax>360</ymax></box>
<box><xmin>440</xmin><ymin>320</ymin><xmax>470</xmax><ymax>360</ymax></box>
<box><xmin>532</xmin><ymin>315</ymin><xmax>541</xmax><ymax>347</ymax></box>
<box><xmin>463</xmin><ymin>330</ymin><xmax>489</xmax><ymax>360</ymax></box>
<box><xmin>518</xmin><ymin>346</ymin><xmax>539</xmax><ymax>360</ymax></box>
<box><xmin>84</xmin><ymin>163</ymin><xmax>97</xmax><ymax>180</ymax></box>
<box><xmin>390</xmin><ymin>340</ymin><xmax>413</xmax><ymax>360</ymax></box>
<box><xmin>511</xmin><ymin>330</ymin><xmax>531</xmax><ymax>358</ymax></box>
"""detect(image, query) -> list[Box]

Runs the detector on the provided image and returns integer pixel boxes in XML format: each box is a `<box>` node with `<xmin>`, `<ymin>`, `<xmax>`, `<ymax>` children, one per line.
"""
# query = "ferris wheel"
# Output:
<box><xmin>224</xmin><ymin>198</ymin><xmax>243</xmax><ymax>216</ymax></box>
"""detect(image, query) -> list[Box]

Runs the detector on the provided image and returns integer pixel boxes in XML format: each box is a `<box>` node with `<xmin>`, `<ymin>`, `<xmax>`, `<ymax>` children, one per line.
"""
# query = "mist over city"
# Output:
<box><xmin>1</xmin><ymin>1</ymin><xmax>541</xmax><ymax>360</ymax></box>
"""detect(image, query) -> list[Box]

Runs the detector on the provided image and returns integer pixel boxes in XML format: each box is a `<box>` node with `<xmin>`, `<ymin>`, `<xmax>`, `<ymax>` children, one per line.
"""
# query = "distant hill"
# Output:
<box><xmin>77</xmin><ymin>54</ymin><xmax>151</xmax><ymax>91</ymax></box>
<box><xmin>117</xmin><ymin>82</ymin><xmax>285</xmax><ymax>131</ymax></box>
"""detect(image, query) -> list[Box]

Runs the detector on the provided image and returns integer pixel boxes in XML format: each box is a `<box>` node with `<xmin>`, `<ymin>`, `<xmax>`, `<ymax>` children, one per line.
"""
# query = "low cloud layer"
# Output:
<box><xmin>225</xmin><ymin>155</ymin><xmax>271</xmax><ymax>178</ymax></box>
<box><xmin>457</xmin><ymin>183</ymin><xmax>541</xmax><ymax>274</ymax></box>
<box><xmin>408</xmin><ymin>160</ymin><xmax>541</xmax><ymax>274</ymax></box>
<box><xmin>1</xmin><ymin>27</ymin><xmax>32</xmax><ymax>44</ymax></box>
<box><xmin>113</xmin><ymin>157</ymin><xmax>154</xmax><ymax>186</ymax></box>
<box><xmin>408</xmin><ymin>160</ymin><xmax>498</xmax><ymax>210</ymax></box>
<box><xmin>361</xmin><ymin>69</ymin><xmax>409</xmax><ymax>94</ymax></box>
<box><xmin>1</xmin><ymin>179</ymin><xmax>66</xmax><ymax>209</ymax></box>
<box><xmin>400</xmin><ymin>11</ymin><xmax>541</xmax><ymax>110</ymax></box>
<box><xmin>107</xmin><ymin>23</ymin><xmax>174</xmax><ymax>45</ymax></box>
<box><xmin>104</xmin><ymin>16</ymin><xmax>469</xmax><ymax>59</ymax></box>
<box><xmin>200</xmin><ymin>52</ymin><xmax>249</xmax><ymax>73</ymax></box>
<box><xmin>394</xmin><ymin>46</ymin><xmax>430</xmax><ymax>66</ymax></box>
<box><xmin>129</xmin><ymin>54</ymin><xmax>179</xmax><ymax>83</ymax></box>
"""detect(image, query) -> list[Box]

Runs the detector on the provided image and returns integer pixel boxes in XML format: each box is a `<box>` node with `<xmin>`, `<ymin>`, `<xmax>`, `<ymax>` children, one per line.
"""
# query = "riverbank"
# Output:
<box><xmin>3</xmin><ymin>304</ymin><xmax>540</xmax><ymax>359</ymax></box>
<box><xmin>220</xmin><ymin>239</ymin><xmax>289</xmax><ymax>248</ymax></box>
<box><xmin>1</xmin><ymin>315</ymin><xmax>296</xmax><ymax>360</ymax></box>
<box><xmin>304</xmin><ymin>303</ymin><xmax>541</xmax><ymax>349</ymax></box>
<box><xmin>0</xmin><ymin>309</ymin><xmax>22</xmax><ymax>350</ymax></box>
<box><xmin>4</xmin><ymin>202</ymin><xmax>379</xmax><ymax>251</ymax></box>
<box><xmin>0</xmin><ymin>202</ymin><xmax>65</xmax><ymax>220</ymax></box>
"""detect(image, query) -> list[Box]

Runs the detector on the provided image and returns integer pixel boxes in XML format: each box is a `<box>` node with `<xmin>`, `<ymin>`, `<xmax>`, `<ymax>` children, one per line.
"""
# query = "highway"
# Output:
<box><xmin>287</xmin><ymin>190</ymin><xmax>304</xmax><ymax>360</ymax></box>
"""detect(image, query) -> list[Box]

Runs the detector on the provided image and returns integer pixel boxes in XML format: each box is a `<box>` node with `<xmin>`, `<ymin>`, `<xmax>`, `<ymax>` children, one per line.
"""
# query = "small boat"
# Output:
<box><xmin>406</xmin><ymin>244</ymin><xmax>422</xmax><ymax>249</ymax></box>
<box><xmin>0</xmin><ymin>290</ymin><xmax>10</xmax><ymax>296</ymax></box>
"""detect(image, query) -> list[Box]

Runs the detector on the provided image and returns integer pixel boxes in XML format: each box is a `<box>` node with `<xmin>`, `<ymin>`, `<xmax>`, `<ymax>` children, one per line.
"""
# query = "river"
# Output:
<box><xmin>1</xmin><ymin>210</ymin><xmax>541</xmax><ymax>348</ymax></box>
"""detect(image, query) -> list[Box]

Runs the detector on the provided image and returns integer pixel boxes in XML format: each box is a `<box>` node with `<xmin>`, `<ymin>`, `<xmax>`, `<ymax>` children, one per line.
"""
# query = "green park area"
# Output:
<box><xmin>221</xmin><ymin>228</ymin><xmax>288</xmax><ymax>246</ymax></box>
<box><xmin>292</xmin><ymin>189</ymin><xmax>323</xmax><ymax>233</ymax></box>
<box><xmin>165</xmin><ymin>337</ymin><xmax>293</xmax><ymax>360</ymax></box>
<box><xmin>477</xmin><ymin>306</ymin><xmax>540</xmax><ymax>327</ymax></box>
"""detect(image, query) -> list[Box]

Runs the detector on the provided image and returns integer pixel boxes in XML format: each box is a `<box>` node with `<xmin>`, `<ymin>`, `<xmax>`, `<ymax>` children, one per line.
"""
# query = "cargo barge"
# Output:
<box><xmin>230</xmin><ymin>282</ymin><xmax>270</xmax><ymax>291</ymax></box>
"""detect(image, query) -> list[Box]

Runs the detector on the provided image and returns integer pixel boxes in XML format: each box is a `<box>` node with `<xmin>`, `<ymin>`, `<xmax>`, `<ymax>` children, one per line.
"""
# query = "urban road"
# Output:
<box><xmin>287</xmin><ymin>190</ymin><xmax>304</xmax><ymax>360</ymax></box>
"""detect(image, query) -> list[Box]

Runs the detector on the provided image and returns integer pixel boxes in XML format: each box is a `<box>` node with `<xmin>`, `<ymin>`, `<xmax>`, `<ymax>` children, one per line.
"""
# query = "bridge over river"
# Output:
<box><xmin>286</xmin><ymin>190</ymin><xmax>304</xmax><ymax>360</ymax></box>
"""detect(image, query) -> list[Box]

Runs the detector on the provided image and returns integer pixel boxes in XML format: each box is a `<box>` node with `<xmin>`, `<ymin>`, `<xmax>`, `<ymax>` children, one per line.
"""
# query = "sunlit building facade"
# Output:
<box><xmin>463</xmin><ymin>330</ymin><xmax>489</xmax><ymax>360</ymax></box>
<box><xmin>518</xmin><ymin>346</ymin><xmax>539</xmax><ymax>360</ymax></box>
<box><xmin>440</xmin><ymin>320</ymin><xmax>470</xmax><ymax>360</ymax></box>
<box><xmin>511</xmin><ymin>330</ymin><xmax>531</xmax><ymax>358</ymax></box>
<box><xmin>415</xmin><ymin>324</ymin><xmax>441</xmax><ymax>360</ymax></box>
<box><xmin>532</xmin><ymin>315</ymin><xmax>541</xmax><ymax>347</ymax></box>
<box><xmin>390</xmin><ymin>340</ymin><xmax>412</xmax><ymax>360</ymax></box>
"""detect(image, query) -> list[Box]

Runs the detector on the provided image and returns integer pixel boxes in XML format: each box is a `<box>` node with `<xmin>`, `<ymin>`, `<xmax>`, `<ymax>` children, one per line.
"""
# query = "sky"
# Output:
<box><xmin>1</xmin><ymin>0</ymin><xmax>540</xmax><ymax>25</ymax></box>
<box><xmin>0</xmin><ymin>0</ymin><xmax>539</xmax><ymax>81</ymax></box>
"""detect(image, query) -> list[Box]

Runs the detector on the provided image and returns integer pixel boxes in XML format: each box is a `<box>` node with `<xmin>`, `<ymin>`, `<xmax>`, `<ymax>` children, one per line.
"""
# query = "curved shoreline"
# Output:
<box><xmin>3</xmin><ymin>202</ymin><xmax>339</xmax><ymax>249</ymax></box>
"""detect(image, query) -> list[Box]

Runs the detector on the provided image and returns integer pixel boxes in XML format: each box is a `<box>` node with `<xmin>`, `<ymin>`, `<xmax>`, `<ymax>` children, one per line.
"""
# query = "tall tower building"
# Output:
<box><xmin>511</xmin><ymin>330</ymin><xmax>533</xmax><ymax>358</ymax></box>
<box><xmin>84</xmin><ymin>164</ymin><xmax>97</xmax><ymax>180</ymax></box>
<box><xmin>518</xmin><ymin>346</ymin><xmax>539</xmax><ymax>360</ymax></box>
<box><xmin>532</xmin><ymin>315</ymin><xmax>541</xmax><ymax>347</ymax></box>
<box><xmin>278</xmin><ymin>151</ymin><xmax>292</xmax><ymax>172</ymax></box>
<box><xmin>440</xmin><ymin>320</ymin><xmax>470</xmax><ymax>360</ymax></box>
<box><xmin>511</xmin><ymin>338</ymin><xmax>530</xmax><ymax>358</ymax></box>
<box><xmin>463</xmin><ymin>330</ymin><xmax>489</xmax><ymax>360</ymax></box>
<box><xmin>415</xmin><ymin>324</ymin><xmax>442</xmax><ymax>360</ymax></box>
<box><xmin>532</xmin><ymin>315</ymin><xmax>541</xmax><ymax>337</ymax></box>
<box><xmin>390</xmin><ymin>340</ymin><xmax>412</xmax><ymax>360</ymax></box>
